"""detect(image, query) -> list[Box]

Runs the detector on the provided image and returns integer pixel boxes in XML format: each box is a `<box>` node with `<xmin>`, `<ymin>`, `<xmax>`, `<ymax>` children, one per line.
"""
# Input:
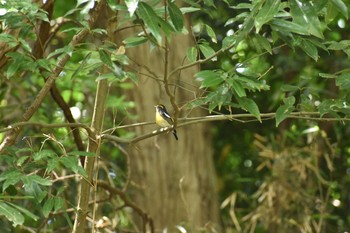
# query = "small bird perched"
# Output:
<box><xmin>154</xmin><ymin>104</ymin><xmax>178</xmax><ymax>140</ymax></box>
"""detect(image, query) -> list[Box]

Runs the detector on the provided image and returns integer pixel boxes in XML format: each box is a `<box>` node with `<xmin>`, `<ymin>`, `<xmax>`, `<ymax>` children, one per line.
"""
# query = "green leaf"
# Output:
<box><xmin>254</xmin><ymin>0</ymin><xmax>280</xmax><ymax>33</ymax></box>
<box><xmin>33</xmin><ymin>149</ymin><xmax>56</xmax><ymax>161</ymax></box>
<box><xmin>280</xmin><ymin>84</ymin><xmax>300</xmax><ymax>92</ymax></box>
<box><xmin>42</xmin><ymin>197</ymin><xmax>54</xmax><ymax>218</ymax></box>
<box><xmin>198</xmin><ymin>43</ymin><xmax>216</xmax><ymax>60</ymax></box>
<box><xmin>47</xmin><ymin>157</ymin><xmax>59</xmax><ymax>173</ymax></box>
<box><xmin>137</xmin><ymin>2</ymin><xmax>162</xmax><ymax>43</ymax></box>
<box><xmin>222</xmin><ymin>35</ymin><xmax>235</xmax><ymax>49</ymax></box>
<box><xmin>269</xmin><ymin>19</ymin><xmax>309</xmax><ymax>36</ymax></box>
<box><xmin>237</xmin><ymin>97</ymin><xmax>261</xmax><ymax>122</ymax></box>
<box><xmin>0</xmin><ymin>169</ymin><xmax>21</xmax><ymax>183</ymax></box>
<box><xmin>228</xmin><ymin>79</ymin><xmax>246</xmax><ymax>97</ymax></box>
<box><xmin>205</xmin><ymin>24</ymin><xmax>217</xmax><ymax>43</ymax></box>
<box><xmin>60</xmin><ymin>156</ymin><xmax>87</xmax><ymax>177</ymax></box>
<box><xmin>0</xmin><ymin>34</ymin><xmax>18</xmax><ymax>48</ymax></box>
<box><xmin>319</xmin><ymin>73</ymin><xmax>337</xmax><ymax>79</ymax></box>
<box><xmin>168</xmin><ymin>0</ymin><xmax>184</xmax><ymax>31</ymax></box>
<box><xmin>21</xmin><ymin>180</ymin><xmax>47</xmax><ymax>204</ymax></box>
<box><xmin>98</xmin><ymin>49</ymin><xmax>113</xmax><ymax>68</ymax></box>
<box><xmin>54</xmin><ymin>197</ymin><xmax>64</xmax><ymax>212</ymax></box>
<box><xmin>16</xmin><ymin>155</ymin><xmax>30</xmax><ymax>166</ymax></box>
<box><xmin>336</xmin><ymin>72</ymin><xmax>350</xmax><ymax>90</ymax></box>
<box><xmin>7</xmin><ymin>202</ymin><xmax>39</xmax><ymax>221</ymax></box>
<box><xmin>330</xmin><ymin>0</ymin><xmax>348</xmax><ymax>18</ymax></box>
<box><xmin>186</xmin><ymin>47</ymin><xmax>198</xmax><ymax>62</ymax></box>
<box><xmin>26</xmin><ymin>175</ymin><xmax>52</xmax><ymax>186</ymax></box>
<box><xmin>2</xmin><ymin>174</ymin><xmax>21</xmax><ymax>192</ymax></box>
<box><xmin>36</xmin><ymin>58</ymin><xmax>52</xmax><ymax>72</ymax></box>
<box><xmin>326</xmin><ymin>1</ymin><xmax>341</xmax><ymax>23</ymax></box>
<box><xmin>290</xmin><ymin>0</ymin><xmax>324</xmax><ymax>39</ymax></box>
<box><xmin>275</xmin><ymin>96</ymin><xmax>296</xmax><ymax>127</ymax></box>
<box><xmin>47</xmin><ymin>45</ymin><xmax>73</xmax><ymax>59</ymax></box>
<box><xmin>195</xmin><ymin>70</ymin><xmax>224</xmax><ymax>88</ymax></box>
<box><xmin>255</xmin><ymin>34</ymin><xmax>272</xmax><ymax>54</ymax></box>
<box><xmin>300</xmin><ymin>39</ymin><xmax>319</xmax><ymax>61</ymax></box>
<box><xmin>0</xmin><ymin>202</ymin><xmax>24</xmax><ymax>226</ymax></box>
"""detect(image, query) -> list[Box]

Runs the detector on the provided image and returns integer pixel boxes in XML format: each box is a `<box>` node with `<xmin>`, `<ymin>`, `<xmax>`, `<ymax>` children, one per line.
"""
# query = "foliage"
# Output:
<box><xmin>0</xmin><ymin>0</ymin><xmax>350</xmax><ymax>232</ymax></box>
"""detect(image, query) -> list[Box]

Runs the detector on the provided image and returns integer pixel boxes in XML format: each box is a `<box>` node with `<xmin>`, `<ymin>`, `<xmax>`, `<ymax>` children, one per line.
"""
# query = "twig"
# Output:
<box><xmin>97</xmin><ymin>180</ymin><xmax>154</xmax><ymax>233</ymax></box>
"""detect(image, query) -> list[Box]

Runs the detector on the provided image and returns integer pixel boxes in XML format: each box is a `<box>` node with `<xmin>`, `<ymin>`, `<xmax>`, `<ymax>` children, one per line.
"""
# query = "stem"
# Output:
<box><xmin>72</xmin><ymin>79</ymin><xmax>109</xmax><ymax>232</ymax></box>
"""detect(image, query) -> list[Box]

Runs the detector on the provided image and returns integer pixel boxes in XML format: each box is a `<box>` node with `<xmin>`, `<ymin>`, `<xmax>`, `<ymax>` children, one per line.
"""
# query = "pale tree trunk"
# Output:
<box><xmin>117</xmin><ymin>18</ymin><xmax>221</xmax><ymax>232</ymax></box>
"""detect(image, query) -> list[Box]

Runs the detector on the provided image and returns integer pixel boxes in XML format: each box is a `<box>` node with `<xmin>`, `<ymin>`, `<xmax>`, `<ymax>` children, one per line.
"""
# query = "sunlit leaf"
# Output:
<box><xmin>0</xmin><ymin>202</ymin><xmax>24</xmax><ymax>227</ymax></box>
<box><xmin>205</xmin><ymin>24</ymin><xmax>217</xmax><ymax>43</ymax></box>
<box><xmin>254</xmin><ymin>0</ymin><xmax>280</xmax><ymax>33</ymax></box>
<box><xmin>330</xmin><ymin>0</ymin><xmax>348</xmax><ymax>18</ymax></box>
<box><xmin>290</xmin><ymin>0</ymin><xmax>324</xmax><ymax>39</ymax></box>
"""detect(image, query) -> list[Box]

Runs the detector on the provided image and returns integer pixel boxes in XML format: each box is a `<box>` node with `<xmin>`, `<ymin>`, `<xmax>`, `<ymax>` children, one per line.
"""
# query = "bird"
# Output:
<box><xmin>154</xmin><ymin>104</ymin><xmax>178</xmax><ymax>140</ymax></box>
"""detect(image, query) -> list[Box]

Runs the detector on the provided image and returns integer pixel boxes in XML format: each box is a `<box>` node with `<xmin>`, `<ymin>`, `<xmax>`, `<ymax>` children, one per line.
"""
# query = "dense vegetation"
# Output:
<box><xmin>0</xmin><ymin>0</ymin><xmax>349</xmax><ymax>232</ymax></box>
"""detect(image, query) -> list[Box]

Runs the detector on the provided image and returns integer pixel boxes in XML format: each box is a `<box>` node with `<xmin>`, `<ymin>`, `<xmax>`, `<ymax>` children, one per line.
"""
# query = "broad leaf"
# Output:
<box><xmin>290</xmin><ymin>0</ymin><xmax>324</xmax><ymax>39</ymax></box>
<box><xmin>195</xmin><ymin>70</ymin><xmax>224</xmax><ymax>88</ymax></box>
<box><xmin>237</xmin><ymin>97</ymin><xmax>261</xmax><ymax>122</ymax></box>
<box><xmin>199</xmin><ymin>43</ymin><xmax>216</xmax><ymax>60</ymax></box>
<box><xmin>0</xmin><ymin>202</ymin><xmax>24</xmax><ymax>226</ymax></box>
<box><xmin>275</xmin><ymin>96</ymin><xmax>296</xmax><ymax>127</ymax></box>
<box><xmin>336</xmin><ymin>72</ymin><xmax>350</xmax><ymax>90</ymax></box>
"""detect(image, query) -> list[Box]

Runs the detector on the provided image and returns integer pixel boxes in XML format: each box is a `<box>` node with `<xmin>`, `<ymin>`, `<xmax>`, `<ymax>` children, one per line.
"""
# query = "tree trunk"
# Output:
<box><xmin>117</xmin><ymin>20</ymin><xmax>221</xmax><ymax>232</ymax></box>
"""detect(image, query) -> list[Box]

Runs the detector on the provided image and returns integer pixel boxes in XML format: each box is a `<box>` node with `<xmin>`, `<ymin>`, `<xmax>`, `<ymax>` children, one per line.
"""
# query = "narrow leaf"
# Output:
<box><xmin>123</xmin><ymin>36</ymin><xmax>148</xmax><ymax>48</ymax></box>
<box><xmin>137</xmin><ymin>2</ymin><xmax>162</xmax><ymax>43</ymax></box>
<box><xmin>269</xmin><ymin>19</ymin><xmax>309</xmax><ymax>35</ymax></box>
<box><xmin>205</xmin><ymin>24</ymin><xmax>217</xmax><ymax>43</ymax></box>
<box><xmin>300</xmin><ymin>39</ymin><xmax>319</xmax><ymax>61</ymax></box>
<box><xmin>168</xmin><ymin>0</ymin><xmax>184</xmax><ymax>31</ymax></box>
<box><xmin>330</xmin><ymin>0</ymin><xmax>348</xmax><ymax>18</ymax></box>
